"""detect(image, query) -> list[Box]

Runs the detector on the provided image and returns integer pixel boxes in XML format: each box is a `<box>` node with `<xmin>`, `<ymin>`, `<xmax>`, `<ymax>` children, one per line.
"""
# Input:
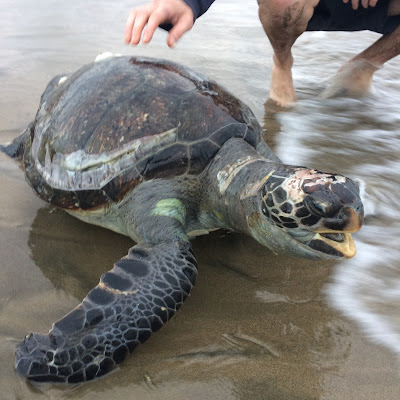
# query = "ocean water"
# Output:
<box><xmin>275</xmin><ymin>94</ymin><xmax>400</xmax><ymax>356</ymax></box>
<box><xmin>1</xmin><ymin>0</ymin><xmax>400</xmax><ymax>399</ymax></box>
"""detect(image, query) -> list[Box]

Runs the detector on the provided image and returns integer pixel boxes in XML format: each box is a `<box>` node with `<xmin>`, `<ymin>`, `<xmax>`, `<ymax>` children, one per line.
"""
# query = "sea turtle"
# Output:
<box><xmin>2</xmin><ymin>55</ymin><xmax>364</xmax><ymax>383</ymax></box>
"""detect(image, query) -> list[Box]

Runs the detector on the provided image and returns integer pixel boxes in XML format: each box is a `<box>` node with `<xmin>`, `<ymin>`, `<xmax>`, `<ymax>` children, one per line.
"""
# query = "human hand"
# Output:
<box><xmin>125</xmin><ymin>0</ymin><xmax>194</xmax><ymax>47</ymax></box>
<box><xmin>342</xmin><ymin>0</ymin><xmax>378</xmax><ymax>10</ymax></box>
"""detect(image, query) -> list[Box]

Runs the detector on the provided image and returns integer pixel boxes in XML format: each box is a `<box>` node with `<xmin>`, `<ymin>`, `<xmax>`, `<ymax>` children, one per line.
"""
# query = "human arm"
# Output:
<box><xmin>125</xmin><ymin>0</ymin><xmax>215</xmax><ymax>47</ymax></box>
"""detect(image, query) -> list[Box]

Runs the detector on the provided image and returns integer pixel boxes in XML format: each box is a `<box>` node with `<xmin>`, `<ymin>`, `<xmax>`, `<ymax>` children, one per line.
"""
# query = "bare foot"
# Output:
<box><xmin>320</xmin><ymin>59</ymin><xmax>381</xmax><ymax>99</ymax></box>
<box><xmin>269</xmin><ymin>55</ymin><xmax>296</xmax><ymax>107</ymax></box>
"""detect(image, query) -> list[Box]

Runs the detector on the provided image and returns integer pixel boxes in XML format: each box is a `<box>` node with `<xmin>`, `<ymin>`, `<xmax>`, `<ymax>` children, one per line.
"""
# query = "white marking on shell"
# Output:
<box><xmin>217</xmin><ymin>156</ymin><xmax>262</xmax><ymax>195</ymax></box>
<box><xmin>95</xmin><ymin>52</ymin><xmax>122</xmax><ymax>62</ymax></box>
<box><xmin>32</xmin><ymin>127</ymin><xmax>177</xmax><ymax>190</ymax></box>
<box><xmin>58</xmin><ymin>76</ymin><xmax>68</xmax><ymax>85</ymax></box>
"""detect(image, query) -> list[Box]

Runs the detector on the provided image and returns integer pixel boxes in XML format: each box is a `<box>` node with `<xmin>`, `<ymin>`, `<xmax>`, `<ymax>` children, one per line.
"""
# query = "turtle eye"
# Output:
<box><xmin>261</xmin><ymin>204</ymin><xmax>270</xmax><ymax>218</ymax></box>
<box><xmin>303</xmin><ymin>191</ymin><xmax>341</xmax><ymax>218</ymax></box>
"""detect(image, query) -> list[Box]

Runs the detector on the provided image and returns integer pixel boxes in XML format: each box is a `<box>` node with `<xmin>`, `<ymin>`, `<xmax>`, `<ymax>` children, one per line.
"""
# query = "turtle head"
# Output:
<box><xmin>244</xmin><ymin>166</ymin><xmax>364</xmax><ymax>259</ymax></box>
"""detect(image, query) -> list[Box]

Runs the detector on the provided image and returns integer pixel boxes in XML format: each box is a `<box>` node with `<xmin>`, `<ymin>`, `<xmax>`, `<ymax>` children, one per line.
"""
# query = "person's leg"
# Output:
<box><xmin>351</xmin><ymin>25</ymin><xmax>400</xmax><ymax>67</ymax></box>
<box><xmin>258</xmin><ymin>0</ymin><xmax>319</xmax><ymax>106</ymax></box>
<box><xmin>324</xmin><ymin>0</ymin><xmax>400</xmax><ymax>98</ymax></box>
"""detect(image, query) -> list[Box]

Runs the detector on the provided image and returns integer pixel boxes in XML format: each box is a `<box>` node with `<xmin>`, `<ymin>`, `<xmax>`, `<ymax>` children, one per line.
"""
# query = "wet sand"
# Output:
<box><xmin>1</xmin><ymin>0</ymin><xmax>400</xmax><ymax>399</ymax></box>
<box><xmin>0</xmin><ymin>159</ymin><xmax>399</xmax><ymax>400</ymax></box>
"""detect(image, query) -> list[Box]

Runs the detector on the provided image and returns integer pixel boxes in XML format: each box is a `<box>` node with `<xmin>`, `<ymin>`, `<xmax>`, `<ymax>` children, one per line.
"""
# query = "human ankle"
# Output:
<box><xmin>273</xmin><ymin>53</ymin><xmax>294</xmax><ymax>70</ymax></box>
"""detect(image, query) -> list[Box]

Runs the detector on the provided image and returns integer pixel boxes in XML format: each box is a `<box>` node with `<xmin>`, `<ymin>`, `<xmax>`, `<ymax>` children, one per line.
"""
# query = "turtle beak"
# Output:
<box><xmin>340</xmin><ymin>206</ymin><xmax>364</xmax><ymax>233</ymax></box>
<box><xmin>310</xmin><ymin>204</ymin><xmax>364</xmax><ymax>259</ymax></box>
<box><xmin>311</xmin><ymin>232</ymin><xmax>356</xmax><ymax>258</ymax></box>
<box><xmin>315</xmin><ymin>203</ymin><xmax>364</xmax><ymax>234</ymax></box>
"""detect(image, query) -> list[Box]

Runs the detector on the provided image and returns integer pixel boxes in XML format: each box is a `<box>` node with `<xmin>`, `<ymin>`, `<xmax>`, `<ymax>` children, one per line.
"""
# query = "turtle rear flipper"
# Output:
<box><xmin>15</xmin><ymin>241</ymin><xmax>197</xmax><ymax>383</ymax></box>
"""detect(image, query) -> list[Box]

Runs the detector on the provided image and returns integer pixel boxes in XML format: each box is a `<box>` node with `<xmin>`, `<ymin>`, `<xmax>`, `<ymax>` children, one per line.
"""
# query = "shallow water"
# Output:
<box><xmin>1</xmin><ymin>0</ymin><xmax>400</xmax><ymax>399</ymax></box>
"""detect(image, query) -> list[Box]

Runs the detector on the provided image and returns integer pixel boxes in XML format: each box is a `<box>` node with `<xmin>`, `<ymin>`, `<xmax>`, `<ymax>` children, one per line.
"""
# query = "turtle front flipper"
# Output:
<box><xmin>15</xmin><ymin>240</ymin><xmax>197</xmax><ymax>383</ymax></box>
<box><xmin>0</xmin><ymin>123</ymin><xmax>32</xmax><ymax>159</ymax></box>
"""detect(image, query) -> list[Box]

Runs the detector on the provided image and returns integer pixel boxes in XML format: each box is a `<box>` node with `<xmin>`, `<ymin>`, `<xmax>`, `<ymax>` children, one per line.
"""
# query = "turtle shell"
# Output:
<box><xmin>24</xmin><ymin>56</ymin><xmax>262</xmax><ymax>210</ymax></box>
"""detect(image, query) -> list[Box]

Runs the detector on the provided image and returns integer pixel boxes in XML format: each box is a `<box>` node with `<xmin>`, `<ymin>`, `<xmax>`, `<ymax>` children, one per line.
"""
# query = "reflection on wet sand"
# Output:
<box><xmin>28</xmin><ymin>207</ymin><xmax>133</xmax><ymax>301</ymax></box>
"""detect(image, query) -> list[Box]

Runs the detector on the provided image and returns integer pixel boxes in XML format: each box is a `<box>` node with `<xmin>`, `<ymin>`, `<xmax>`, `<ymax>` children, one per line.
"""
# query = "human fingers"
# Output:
<box><xmin>361</xmin><ymin>0</ymin><xmax>369</xmax><ymax>7</ymax></box>
<box><xmin>125</xmin><ymin>9</ymin><xmax>137</xmax><ymax>43</ymax></box>
<box><xmin>369</xmin><ymin>0</ymin><xmax>378</xmax><ymax>6</ymax></box>
<box><xmin>167</xmin><ymin>14</ymin><xmax>193</xmax><ymax>47</ymax></box>
<box><xmin>125</xmin><ymin>5</ymin><xmax>155</xmax><ymax>45</ymax></box>
<box><xmin>130</xmin><ymin>11</ymin><xmax>151</xmax><ymax>45</ymax></box>
<box><xmin>142</xmin><ymin>9</ymin><xmax>166</xmax><ymax>43</ymax></box>
<box><xmin>351</xmin><ymin>0</ymin><xmax>360</xmax><ymax>9</ymax></box>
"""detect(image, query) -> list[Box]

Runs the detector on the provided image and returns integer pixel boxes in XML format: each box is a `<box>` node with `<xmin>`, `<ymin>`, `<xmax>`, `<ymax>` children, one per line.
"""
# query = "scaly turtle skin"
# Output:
<box><xmin>1</xmin><ymin>55</ymin><xmax>364</xmax><ymax>383</ymax></box>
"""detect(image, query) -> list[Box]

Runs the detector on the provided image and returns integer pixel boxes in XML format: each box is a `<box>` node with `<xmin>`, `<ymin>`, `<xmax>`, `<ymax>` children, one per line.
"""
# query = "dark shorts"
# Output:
<box><xmin>307</xmin><ymin>0</ymin><xmax>400</xmax><ymax>34</ymax></box>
